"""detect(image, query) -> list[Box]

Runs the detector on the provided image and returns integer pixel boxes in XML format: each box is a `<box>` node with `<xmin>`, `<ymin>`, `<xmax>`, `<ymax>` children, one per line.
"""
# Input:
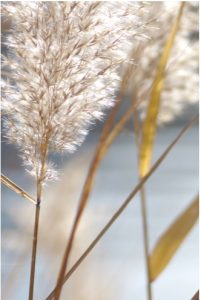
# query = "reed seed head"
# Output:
<box><xmin>2</xmin><ymin>1</ymin><xmax>151</xmax><ymax>182</ymax></box>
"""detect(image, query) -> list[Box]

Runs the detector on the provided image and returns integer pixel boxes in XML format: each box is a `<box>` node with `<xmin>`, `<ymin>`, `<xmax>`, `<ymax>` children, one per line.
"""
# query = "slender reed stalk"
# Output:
<box><xmin>52</xmin><ymin>100</ymin><xmax>121</xmax><ymax>299</ymax></box>
<box><xmin>29</xmin><ymin>142</ymin><xmax>48</xmax><ymax>299</ymax></box>
<box><xmin>132</xmin><ymin>106</ymin><xmax>152</xmax><ymax>300</ymax></box>
<box><xmin>1</xmin><ymin>174</ymin><xmax>36</xmax><ymax>204</ymax></box>
<box><xmin>46</xmin><ymin>114</ymin><xmax>198</xmax><ymax>300</ymax></box>
<box><xmin>52</xmin><ymin>96</ymin><xmax>144</xmax><ymax>299</ymax></box>
<box><xmin>29</xmin><ymin>193</ymin><xmax>41</xmax><ymax>300</ymax></box>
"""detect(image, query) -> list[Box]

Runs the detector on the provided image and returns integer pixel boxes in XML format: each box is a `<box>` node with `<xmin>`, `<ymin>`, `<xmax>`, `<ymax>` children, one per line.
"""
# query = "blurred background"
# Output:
<box><xmin>1</xmin><ymin>2</ymin><xmax>199</xmax><ymax>300</ymax></box>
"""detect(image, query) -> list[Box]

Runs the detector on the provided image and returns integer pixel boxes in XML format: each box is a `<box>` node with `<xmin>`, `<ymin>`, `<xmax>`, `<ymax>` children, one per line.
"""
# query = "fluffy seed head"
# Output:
<box><xmin>2</xmin><ymin>1</ymin><xmax>151</xmax><ymax>182</ymax></box>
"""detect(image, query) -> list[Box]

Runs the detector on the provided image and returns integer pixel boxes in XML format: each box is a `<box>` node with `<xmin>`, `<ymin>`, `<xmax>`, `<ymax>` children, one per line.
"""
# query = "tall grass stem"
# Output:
<box><xmin>28</xmin><ymin>190</ymin><xmax>41</xmax><ymax>300</ymax></box>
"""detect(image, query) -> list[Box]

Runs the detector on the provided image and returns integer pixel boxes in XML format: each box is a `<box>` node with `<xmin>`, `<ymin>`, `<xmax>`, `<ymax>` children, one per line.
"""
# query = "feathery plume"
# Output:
<box><xmin>127</xmin><ymin>2</ymin><xmax>199</xmax><ymax>124</ymax></box>
<box><xmin>2</xmin><ymin>1</ymin><xmax>151</xmax><ymax>183</ymax></box>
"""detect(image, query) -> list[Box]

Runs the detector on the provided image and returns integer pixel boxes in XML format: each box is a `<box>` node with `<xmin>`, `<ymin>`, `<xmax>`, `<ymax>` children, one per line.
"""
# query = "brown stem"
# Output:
<box><xmin>29</xmin><ymin>140</ymin><xmax>48</xmax><ymax>300</ymax></box>
<box><xmin>53</xmin><ymin>94</ymin><xmax>125</xmax><ymax>300</ymax></box>
<box><xmin>53</xmin><ymin>226</ymin><xmax>75</xmax><ymax>300</ymax></box>
<box><xmin>28</xmin><ymin>182</ymin><xmax>41</xmax><ymax>300</ymax></box>
<box><xmin>53</xmin><ymin>97</ymin><xmax>143</xmax><ymax>299</ymax></box>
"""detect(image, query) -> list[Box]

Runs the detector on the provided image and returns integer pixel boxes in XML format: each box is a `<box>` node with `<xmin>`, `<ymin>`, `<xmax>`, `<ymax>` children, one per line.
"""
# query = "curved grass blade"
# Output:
<box><xmin>1</xmin><ymin>174</ymin><xmax>36</xmax><ymax>205</ymax></box>
<box><xmin>149</xmin><ymin>195</ymin><xmax>199</xmax><ymax>282</ymax></box>
<box><xmin>139</xmin><ymin>2</ymin><xmax>185</xmax><ymax>177</ymax></box>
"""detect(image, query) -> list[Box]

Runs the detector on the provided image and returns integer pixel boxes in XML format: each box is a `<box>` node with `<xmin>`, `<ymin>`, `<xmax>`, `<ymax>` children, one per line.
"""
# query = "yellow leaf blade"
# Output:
<box><xmin>149</xmin><ymin>195</ymin><xmax>199</xmax><ymax>282</ymax></box>
<box><xmin>139</xmin><ymin>3</ymin><xmax>185</xmax><ymax>177</ymax></box>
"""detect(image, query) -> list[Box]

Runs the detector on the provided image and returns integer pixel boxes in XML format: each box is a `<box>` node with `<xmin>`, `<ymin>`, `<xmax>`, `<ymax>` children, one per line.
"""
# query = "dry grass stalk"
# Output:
<box><xmin>29</xmin><ymin>144</ymin><xmax>48</xmax><ymax>300</ymax></box>
<box><xmin>46</xmin><ymin>114</ymin><xmax>198</xmax><ymax>300</ymax></box>
<box><xmin>29</xmin><ymin>203</ymin><xmax>40</xmax><ymax>300</ymax></box>
<box><xmin>73</xmin><ymin>53</ymin><xmax>139</xmax><ymax>233</ymax></box>
<box><xmin>132</xmin><ymin>3</ymin><xmax>185</xmax><ymax>299</ymax></box>
<box><xmin>53</xmin><ymin>96</ymin><xmax>143</xmax><ymax>299</ymax></box>
<box><xmin>1</xmin><ymin>174</ymin><xmax>36</xmax><ymax>205</ymax></box>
